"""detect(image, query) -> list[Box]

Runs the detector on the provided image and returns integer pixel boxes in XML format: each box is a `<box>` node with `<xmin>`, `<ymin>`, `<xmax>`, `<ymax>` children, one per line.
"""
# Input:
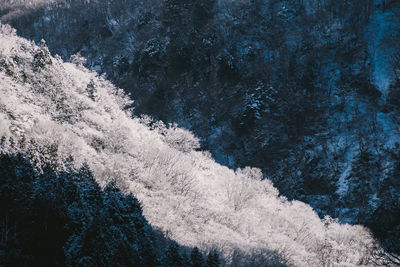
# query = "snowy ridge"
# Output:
<box><xmin>0</xmin><ymin>24</ymin><xmax>384</xmax><ymax>266</ymax></box>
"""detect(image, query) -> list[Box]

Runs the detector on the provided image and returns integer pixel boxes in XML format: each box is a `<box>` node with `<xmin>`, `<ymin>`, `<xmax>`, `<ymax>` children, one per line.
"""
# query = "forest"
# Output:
<box><xmin>0</xmin><ymin>0</ymin><xmax>400</xmax><ymax>266</ymax></box>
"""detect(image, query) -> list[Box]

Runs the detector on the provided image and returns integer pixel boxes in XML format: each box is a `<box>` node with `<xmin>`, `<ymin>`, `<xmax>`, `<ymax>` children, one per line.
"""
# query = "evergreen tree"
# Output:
<box><xmin>162</xmin><ymin>243</ymin><xmax>185</xmax><ymax>267</ymax></box>
<box><xmin>240</xmin><ymin>82</ymin><xmax>266</xmax><ymax>133</ymax></box>
<box><xmin>163</xmin><ymin>0</ymin><xmax>188</xmax><ymax>29</ymax></box>
<box><xmin>0</xmin><ymin>151</ymin><xmax>191</xmax><ymax>267</ymax></box>
<box><xmin>206</xmin><ymin>249</ymin><xmax>220</xmax><ymax>267</ymax></box>
<box><xmin>387</xmin><ymin>78</ymin><xmax>400</xmax><ymax>109</ymax></box>
<box><xmin>192</xmin><ymin>0</ymin><xmax>216</xmax><ymax>27</ymax></box>
<box><xmin>86</xmin><ymin>79</ymin><xmax>97</xmax><ymax>101</ymax></box>
<box><xmin>344</xmin><ymin>145</ymin><xmax>379</xmax><ymax>222</ymax></box>
<box><xmin>190</xmin><ymin>247</ymin><xmax>204</xmax><ymax>267</ymax></box>
<box><xmin>33</xmin><ymin>39</ymin><xmax>52</xmax><ymax>69</ymax></box>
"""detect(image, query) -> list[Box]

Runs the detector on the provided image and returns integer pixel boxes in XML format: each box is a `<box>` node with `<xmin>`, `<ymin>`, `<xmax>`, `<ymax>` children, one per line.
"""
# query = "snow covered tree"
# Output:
<box><xmin>86</xmin><ymin>79</ymin><xmax>98</xmax><ymax>101</ymax></box>
<box><xmin>240</xmin><ymin>82</ymin><xmax>266</xmax><ymax>133</ymax></box>
<box><xmin>156</xmin><ymin>122</ymin><xmax>200</xmax><ymax>153</ymax></box>
<box><xmin>33</xmin><ymin>39</ymin><xmax>52</xmax><ymax>70</ymax></box>
<box><xmin>0</xmin><ymin>22</ymin><xmax>387</xmax><ymax>266</ymax></box>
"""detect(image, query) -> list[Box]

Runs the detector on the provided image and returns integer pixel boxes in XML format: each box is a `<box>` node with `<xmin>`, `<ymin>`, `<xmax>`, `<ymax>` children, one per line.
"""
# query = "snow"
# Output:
<box><xmin>368</xmin><ymin>7</ymin><xmax>399</xmax><ymax>94</ymax></box>
<box><xmin>0</xmin><ymin>24</ymin><xmax>383</xmax><ymax>266</ymax></box>
<box><xmin>377</xmin><ymin>111</ymin><xmax>400</xmax><ymax>147</ymax></box>
<box><xmin>336</xmin><ymin>165</ymin><xmax>351</xmax><ymax>197</ymax></box>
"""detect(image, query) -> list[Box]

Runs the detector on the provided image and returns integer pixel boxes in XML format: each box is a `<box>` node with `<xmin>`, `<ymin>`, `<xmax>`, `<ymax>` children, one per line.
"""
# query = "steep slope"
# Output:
<box><xmin>0</xmin><ymin>24</ymin><xmax>391</xmax><ymax>266</ymax></box>
<box><xmin>0</xmin><ymin>152</ymin><xmax>176</xmax><ymax>266</ymax></box>
<box><xmin>0</xmin><ymin>0</ymin><xmax>397</xmax><ymax>213</ymax></box>
<box><xmin>2</xmin><ymin>0</ymin><xmax>399</xmax><ymax>254</ymax></box>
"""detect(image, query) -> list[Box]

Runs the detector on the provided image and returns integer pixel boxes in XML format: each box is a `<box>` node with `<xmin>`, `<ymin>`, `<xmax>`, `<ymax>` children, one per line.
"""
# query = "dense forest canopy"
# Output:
<box><xmin>0</xmin><ymin>0</ymin><xmax>400</xmax><ymax>265</ymax></box>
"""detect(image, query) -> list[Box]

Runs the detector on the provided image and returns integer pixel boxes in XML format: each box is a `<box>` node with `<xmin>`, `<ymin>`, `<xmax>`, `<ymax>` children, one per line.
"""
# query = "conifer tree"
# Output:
<box><xmin>162</xmin><ymin>243</ymin><xmax>185</xmax><ymax>267</ymax></box>
<box><xmin>190</xmin><ymin>247</ymin><xmax>204</xmax><ymax>267</ymax></box>
<box><xmin>345</xmin><ymin>145</ymin><xmax>379</xmax><ymax>222</ymax></box>
<box><xmin>206</xmin><ymin>249</ymin><xmax>220</xmax><ymax>267</ymax></box>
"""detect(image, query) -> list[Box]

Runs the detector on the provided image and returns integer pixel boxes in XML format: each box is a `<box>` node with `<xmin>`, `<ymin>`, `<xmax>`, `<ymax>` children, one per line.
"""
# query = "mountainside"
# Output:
<box><xmin>0</xmin><ymin>24</ymin><xmax>394</xmax><ymax>266</ymax></box>
<box><xmin>1</xmin><ymin>2</ymin><xmax>400</xmax><ymax>254</ymax></box>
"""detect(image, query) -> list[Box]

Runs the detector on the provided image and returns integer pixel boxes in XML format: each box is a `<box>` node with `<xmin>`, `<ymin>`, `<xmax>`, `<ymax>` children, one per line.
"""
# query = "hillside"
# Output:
<box><xmin>0</xmin><ymin>24</ymin><xmax>393</xmax><ymax>266</ymax></box>
<box><xmin>1</xmin><ymin>1</ymin><xmax>399</xmax><ymax>255</ymax></box>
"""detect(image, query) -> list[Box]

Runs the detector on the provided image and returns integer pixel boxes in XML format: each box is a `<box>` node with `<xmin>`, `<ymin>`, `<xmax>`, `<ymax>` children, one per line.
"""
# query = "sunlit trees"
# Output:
<box><xmin>33</xmin><ymin>39</ymin><xmax>52</xmax><ymax>70</ymax></box>
<box><xmin>0</xmin><ymin>26</ymin><xmax>388</xmax><ymax>266</ymax></box>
